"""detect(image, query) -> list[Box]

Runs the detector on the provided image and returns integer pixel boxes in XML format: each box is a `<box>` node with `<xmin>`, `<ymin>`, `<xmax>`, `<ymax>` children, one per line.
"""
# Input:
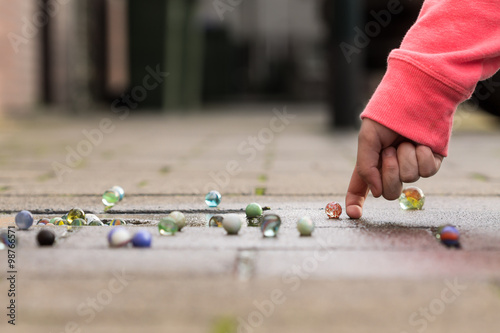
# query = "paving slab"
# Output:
<box><xmin>6</xmin><ymin>278</ymin><xmax>500</xmax><ymax>333</ymax></box>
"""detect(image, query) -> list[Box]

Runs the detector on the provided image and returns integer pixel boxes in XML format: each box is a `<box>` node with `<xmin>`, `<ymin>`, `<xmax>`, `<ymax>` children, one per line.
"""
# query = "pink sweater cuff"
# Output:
<box><xmin>360</xmin><ymin>57</ymin><xmax>470</xmax><ymax>157</ymax></box>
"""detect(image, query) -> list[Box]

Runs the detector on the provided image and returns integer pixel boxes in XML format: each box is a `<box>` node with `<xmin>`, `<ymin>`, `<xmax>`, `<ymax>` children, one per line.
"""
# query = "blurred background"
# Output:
<box><xmin>0</xmin><ymin>0</ymin><xmax>499</xmax><ymax>125</ymax></box>
<box><xmin>3</xmin><ymin>4</ymin><xmax>500</xmax><ymax>333</ymax></box>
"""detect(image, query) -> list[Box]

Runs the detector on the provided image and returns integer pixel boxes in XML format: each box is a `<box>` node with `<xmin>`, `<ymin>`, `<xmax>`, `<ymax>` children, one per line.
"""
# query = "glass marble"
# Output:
<box><xmin>208</xmin><ymin>215</ymin><xmax>223</xmax><ymax>227</ymax></box>
<box><xmin>102</xmin><ymin>189</ymin><xmax>120</xmax><ymax>208</ymax></box>
<box><xmin>111</xmin><ymin>186</ymin><xmax>125</xmax><ymax>201</ymax></box>
<box><xmin>110</xmin><ymin>219</ymin><xmax>126</xmax><ymax>226</ymax></box>
<box><xmin>246</xmin><ymin>216</ymin><xmax>263</xmax><ymax>227</ymax></box>
<box><xmin>37</xmin><ymin>229</ymin><xmax>55</xmax><ymax>246</ymax></box>
<box><xmin>72</xmin><ymin>218</ymin><xmax>86</xmax><ymax>225</ymax></box>
<box><xmin>0</xmin><ymin>229</ymin><xmax>14</xmax><ymax>247</ymax></box>
<box><xmin>85</xmin><ymin>214</ymin><xmax>101</xmax><ymax>224</ymax></box>
<box><xmin>245</xmin><ymin>203</ymin><xmax>263</xmax><ymax>218</ymax></box>
<box><xmin>132</xmin><ymin>230</ymin><xmax>152</xmax><ymax>248</ymax></box>
<box><xmin>297</xmin><ymin>216</ymin><xmax>314</xmax><ymax>236</ymax></box>
<box><xmin>88</xmin><ymin>220</ymin><xmax>104</xmax><ymax>226</ymax></box>
<box><xmin>168</xmin><ymin>211</ymin><xmax>186</xmax><ymax>231</ymax></box>
<box><xmin>67</xmin><ymin>208</ymin><xmax>85</xmax><ymax>223</ymax></box>
<box><xmin>437</xmin><ymin>225</ymin><xmax>460</xmax><ymax>247</ymax></box>
<box><xmin>61</xmin><ymin>214</ymin><xmax>68</xmax><ymax>222</ymax></box>
<box><xmin>69</xmin><ymin>218</ymin><xmax>86</xmax><ymax>230</ymax></box>
<box><xmin>261</xmin><ymin>214</ymin><xmax>281</xmax><ymax>238</ymax></box>
<box><xmin>205</xmin><ymin>190</ymin><xmax>221</xmax><ymax>207</ymax></box>
<box><xmin>52</xmin><ymin>218</ymin><xmax>66</xmax><ymax>226</ymax></box>
<box><xmin>15</xmin><ymin>210</ymin><xmax>34</xmax><ymax>230</ymax></box>
<box><xmin>222</xmin><ymin>214</ymin><xmax>242</xmax><ymax>235</ymax></box>
<box><xmin>158</xmin><ymin>217</ymin><xmax>178</xmax><ymax>235</ymax></box>
<box><xmin>399</xmin><ymin>186</ymin><xmax>425</xmax><ymax>210</ymax></box>
<box><xmin>325</xmin><ymin>202</ymin><xmax>342</xmax><ymax>219</ymax></box>
<box><xmin>37</xmin><ymin>218</ymin><xmax>50</xmax><ymax>225</ymax></box>
<box><xmin>108</xmin><ymin>227</ymin><xmax>132</xmax><ymax>247</ymax></box>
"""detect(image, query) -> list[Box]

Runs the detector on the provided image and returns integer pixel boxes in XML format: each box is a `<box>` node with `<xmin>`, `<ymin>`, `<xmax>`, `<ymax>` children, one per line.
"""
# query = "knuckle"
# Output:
<box><xmin>401</xmin><ymin>171</ymin><xmax>420</xmax><ymax>183</ymax></box>
<box><xmin>398</xmin><ymin>142</ymin><xmax>416</xmax><ymax>156</ymax></box>
<box><xmin>420</xmin><ymin>167</ymin><xmax>436</xmax><ymax>178</ymax></box>
<box><xmin>357</xmin><ymin>165</ymin><xmax>378</xmax><ymax>182</ymax></box>
<box><xmin>383</xmin><ymin>155</ymin><xmax>399</xmax><ymax>172</ymax></box>
<box><xmin>357</xmin><ymin>167</ymin><xmax>370</xmax><ymax>180</ymax></box>
<box><xmin>384</xmin><ymin>163</ymin><xmax>399</xmax><ymax>173</ymax></box>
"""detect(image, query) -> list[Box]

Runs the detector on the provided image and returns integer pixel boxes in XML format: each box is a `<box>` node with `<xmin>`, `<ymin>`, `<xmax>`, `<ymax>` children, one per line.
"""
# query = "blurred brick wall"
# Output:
<box><xmin>0</xmin><ymin>0</ymin><xmax>41</xmax><ymax>114</ymax></box>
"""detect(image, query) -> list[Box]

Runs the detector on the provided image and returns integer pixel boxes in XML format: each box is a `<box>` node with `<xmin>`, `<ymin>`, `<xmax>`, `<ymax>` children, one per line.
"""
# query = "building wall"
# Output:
<box><xmin>106</xmin><ymin>0</ymin><xmax>129</xmax><ymax>95</ymax></box>
<box><xmin>0</xmin><ymin>0</ymin><xmax>41</xmax><ymax>113</ymax></box>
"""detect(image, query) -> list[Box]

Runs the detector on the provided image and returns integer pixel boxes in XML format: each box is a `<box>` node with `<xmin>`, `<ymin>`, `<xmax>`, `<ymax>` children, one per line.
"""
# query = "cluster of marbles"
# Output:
<box><xmin>261</xmin><ymin>214</ymin><xmax>281</xmax><ymax>237</ymax></box>
<box><xmin>297</xmin><ymin>216</ymin><xmax>314</xmax><ymax>236</ymax></box>
<box><xmin>325</xmin><ymin>202</ymin><xmax>342</xmax><ymax>219</ymax></box>
<box><xmin>14</xmin><ymin>186</ymin><xmax>444</xmax><ymax>248</ymax></box>
<box><xmin>436</xmin><ymin>225</ymin><xmax>460</xmax><ymax>248</ymax></box>
<box><xmin>34</xmin><ymin>208</ymin><xmax>89</xmax><ymax>229</ymax></box>
<box><xmin>102</xmin><ymin>186</ymin><xmax>125</xmax><ymax>211</ymax></box>
<box><xmin>399</xmin><ymin>186</ymin><xmax>425</xmax><ymax>210</ymax></box>
<box><xmin>205</xmin><ymin>190</ymin><xmax>221</xmax><ymax>207</ymax></box>
<box><xmin>37</xmin><ymin>218</ymin><xmax>51</xmax><ymax>225</ymax></box>
<box><xmin>158</xmin><ymin>211</ymin><xmax>186</xmax><ymax>236</ymax></box>
<box><xmin>36</xmin><ymin>209</ymin><xmax>127</xmax><ymax>229</ymax></box>
<box><xmin>50</xmin><ymin>217</ymin><xmax>65</xmax><ymax>226</ymax></box>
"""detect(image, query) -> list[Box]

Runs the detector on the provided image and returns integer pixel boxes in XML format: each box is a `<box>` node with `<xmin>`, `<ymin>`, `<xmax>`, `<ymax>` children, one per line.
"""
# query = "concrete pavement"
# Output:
<box><xmin>1</xmin><ymin>104</ymin><xmax>500</xmax><ymax>332</ymax></box>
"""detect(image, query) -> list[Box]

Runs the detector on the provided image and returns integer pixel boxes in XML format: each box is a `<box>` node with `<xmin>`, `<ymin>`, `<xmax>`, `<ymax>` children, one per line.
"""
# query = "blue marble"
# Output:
<box><xmin>438</xmin><ymin>225</ymin><xmax>460</xmax><ymax>247</ymax></box>
<box><xmin>15</xmin><ymin>210</ymin><xmax>33</xmax><ymax>230</ymax></box>
<box><xmin>132</xmin><ymin>230</ymin><xmax>152</xmax><ymax>248</ymax></box>
<box><xmin>205</xmin><ymin>190</ymin><xmax>221</xmax><ymax>207</ymax></box>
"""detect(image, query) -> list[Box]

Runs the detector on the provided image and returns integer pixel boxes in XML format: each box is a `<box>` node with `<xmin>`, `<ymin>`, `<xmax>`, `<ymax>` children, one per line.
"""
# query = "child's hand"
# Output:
<box><xmin>345</xmin><ymin>118</ymin><xmax>443</xmax><ymax>218</ymax></box>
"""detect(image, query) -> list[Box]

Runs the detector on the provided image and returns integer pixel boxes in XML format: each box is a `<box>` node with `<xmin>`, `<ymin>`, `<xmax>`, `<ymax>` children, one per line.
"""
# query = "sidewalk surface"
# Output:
<box><xmin>1</xmin><ymin>104</ymin><xmax>500</xmax><ymax>333</ymax></box>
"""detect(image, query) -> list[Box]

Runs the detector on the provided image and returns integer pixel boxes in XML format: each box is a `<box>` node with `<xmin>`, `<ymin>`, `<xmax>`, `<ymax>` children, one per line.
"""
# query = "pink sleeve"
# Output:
<box><xmin>360</xmin><ymin>0</ymin><xmax>500</xmax><ymax>156</ymax></box>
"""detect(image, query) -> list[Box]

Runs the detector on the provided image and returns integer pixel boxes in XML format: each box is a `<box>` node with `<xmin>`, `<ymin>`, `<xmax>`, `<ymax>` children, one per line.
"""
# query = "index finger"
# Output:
<box><xmin>356</xmin><ymin>123</ymin><xmax>383</xmax><ymax>197</ymax></box>
<box><xmin>346</xmin><ymin>166</ymin><xmax>370</xmax><ymax>219</ymax></box>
